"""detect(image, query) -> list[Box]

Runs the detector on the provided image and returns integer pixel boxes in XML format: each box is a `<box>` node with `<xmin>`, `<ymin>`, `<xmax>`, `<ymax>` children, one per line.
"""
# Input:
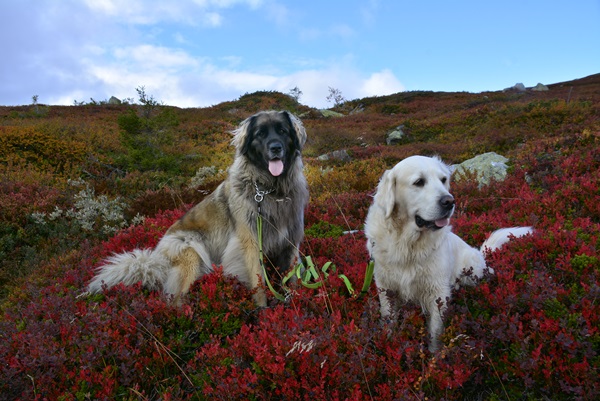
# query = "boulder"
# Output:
<box><xmin>504</xmin><ymin>83</ymin><xmax>526</xmax><ymax>92</ymax></box>
<box><xmin>319</xmin><ymin>109</ymin><xmax>344</xmax><ymax>118</ymax></box>
<box><xmin>386</xmin><ymin>125</ymin><xmax>406</xmax><ymax>145</ymax></box>
<box><xmin>453</xmin><ymin>152</ymin><xmax>509</xmax><ymax>187</ymax></box>
<box><xmin>317</xmin><ymin>149</ymin><xmax>351</xmax><ymax>162</ymax></box>
<box><xmin>531</xmin><ymin>83</ymin><xmax>549</xmax><ymax>92</ymax></box>
<box><xmin>349</xmin><ymin>104</ymin><xmax>365</xmax><ymax>115</ymax></box>
<box><xmin>108</xmin><ymin>96</ymin><xmax>122</xmax><ymax>105</ymax></box>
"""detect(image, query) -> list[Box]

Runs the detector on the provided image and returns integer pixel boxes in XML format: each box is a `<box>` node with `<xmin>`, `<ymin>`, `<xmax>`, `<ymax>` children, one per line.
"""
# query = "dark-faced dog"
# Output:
<box><xmin>87</xmin><ymin>110</ymin><xmax>309</xmax><ymax>306</ymax></box>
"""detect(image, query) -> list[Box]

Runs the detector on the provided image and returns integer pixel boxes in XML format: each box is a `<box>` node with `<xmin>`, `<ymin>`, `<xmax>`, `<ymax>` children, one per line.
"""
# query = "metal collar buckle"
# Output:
<box><xmin>254</xmin><ymin>181</ymin><xmax>274</xmax><ymax>203</ymax></box>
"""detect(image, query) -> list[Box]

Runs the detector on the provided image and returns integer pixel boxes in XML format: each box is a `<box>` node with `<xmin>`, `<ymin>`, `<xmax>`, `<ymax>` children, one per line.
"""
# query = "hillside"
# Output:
<box><xmin>0</xmin><ymin>74</ymin><xmax>599</xmax><ymax>399</ymax></box>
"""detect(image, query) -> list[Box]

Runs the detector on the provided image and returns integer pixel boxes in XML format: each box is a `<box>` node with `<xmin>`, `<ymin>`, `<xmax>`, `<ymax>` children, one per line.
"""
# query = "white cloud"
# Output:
<box><xmin>211</xmin><ymin>70</ymin><xmax>279</xmax><ymax>90</ymax></box>
<box><xmin>75</xmin><ymin>41</ymin><xmax>341</xmax><ymax>108</ymax></box>
<box><xmin>282</xmin><ymin>67</ymin><xmax>404</xmax><ymax>108</ymax></box>
<box><xmin>82</xmin><ymin>0</ymin><xmax>265</xmax><ymax>25</ymax></box>
<box><xmin>84</xmin><ymin>0</ymin><xmax>119</xmax><ymax>15</ymax></box>
<box><xmin>361</xmin><ymin>69</ymin><xmax>405</xmax><ymax>97</ymax></box>
<box><xmin>299</xmin><ymin>23</ymin><xmax>356</xmax><ymax>42</ymax></box>
<box><xmin>83</xmin><ymin>0</ymin><xmax>170</xmax><ymax>24</ymax></box>
<box><xmin>1</xmin><ymin>1</ymin><xmax>405</xmax><ymax>109</ymax></box>
<box><xmin>220</xmin><ymin>56</ymin><xmax>244</xmax><ymax>68</ymax></box>
<box><xmin>114</xmin><ymin>45</ymin><xmax>200</xmax><ymax>69</ymax></box>
<box><xmin>204</xmin><ymin>12</ymin><xmax>223</xmax><ymax>26</ymax></box>
<box><xmin>76</xmin><ymin>47</ymin><xmax>405</xmax><ymax>109</ymax></box>
<box><xmin>78</xmin><ymin>45</ymin><xmax>206</xmax><ymax>106</ymax></box>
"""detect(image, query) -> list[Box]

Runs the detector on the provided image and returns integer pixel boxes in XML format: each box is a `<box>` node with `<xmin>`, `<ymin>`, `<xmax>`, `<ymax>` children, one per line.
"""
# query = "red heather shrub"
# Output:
<box><xmin>0</xmin><ymin>273</ymin><xmax>256</xmax><ymax>400</ymax></box>
<box><xmin>0</xmin><ymin>180</ymin><xmax>63</xmax><ymax>226</ymax></box>
<box><xmin>1</xmin><ymin>134</ymin><xmax>600</xmax><ymax>399</ymax></box>
<box><xmin>0</xmin><ymin>179</ymin><xmax>69</xmax><ymax>289</ymax></box>
<box><xmin>190</xmin><ymin>281</ymin><xmax>494</xmax><ymax>400</ymax></box>
<box><xmin>305</xmin><ymin>190</ymin><xmax>371</xmax><ymax>232</ymax></box>
<box><xmin>301</xmin><ymin>234</ymin><xmax>369</xmax><ymax>282</ymax></box>
<box><xmin>448</xmin><ymin>219</ymin><xmax>600</xmax><ymax>398</ymax></box>
<box><xmin>441</xmin><ymin>140</ymin><xmax>600</xmax><ymax>399</ymax></box>
<box><xmin>0</xmin><ymin>215</ymin><xmax>256</xmax><ymax>400</ymax></box>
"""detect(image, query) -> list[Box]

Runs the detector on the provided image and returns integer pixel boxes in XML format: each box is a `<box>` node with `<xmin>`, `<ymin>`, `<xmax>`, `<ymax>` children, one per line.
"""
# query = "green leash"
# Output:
<box><xmin>256</xmin><ymin>208</ymin><xmax>287</xmax><ymax>302</ymax></box>
<box><xmin>256</xmin><ymin>211</ymin><xmax>374</xmax><ymax>302</ymax></box>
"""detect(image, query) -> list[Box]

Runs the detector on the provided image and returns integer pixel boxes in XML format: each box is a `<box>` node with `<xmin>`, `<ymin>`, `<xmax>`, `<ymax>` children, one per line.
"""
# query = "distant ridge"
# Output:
<box><xmin>548</xmin><ymin>72</ymin><xmax>600</xmax><ymax>89</ymax></box>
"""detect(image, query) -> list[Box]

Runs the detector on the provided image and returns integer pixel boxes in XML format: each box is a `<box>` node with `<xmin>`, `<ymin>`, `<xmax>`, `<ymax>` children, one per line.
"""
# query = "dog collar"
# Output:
<box><xmin>254</xmin><ymin>181</ymin><xmax>274</xmax><ymax>203</ymax></box>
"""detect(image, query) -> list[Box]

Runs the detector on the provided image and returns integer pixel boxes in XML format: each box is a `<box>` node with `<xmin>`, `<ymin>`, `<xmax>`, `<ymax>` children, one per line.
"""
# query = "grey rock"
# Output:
<box><xmin>514</xmin><ymin>83</ymin><xmax>526</xmax><ymax>92</ymax></box>
<box><xmin>108</xmin><ymin>96</ymin><xmax>122</xmax><ymax>105</ymax></box>
<box><xmin>531</xmin><ymin>83</ymin><xmax>549</xmax><ymax>91</ymax></box>
<box><xmin>453</xmin><ymin>152</ymin><xmax>510</xmax><ymax>187</ymax></box>
<box><xmin>504</xmin><ymin>83</ymin><xmax>526</xmax><ymax>92</ymax></box>
<box><xmin>317</xmin><ymin>149</ymin><xmax>351</xmax><ymax>162</ymax></box>
<box><xmin>386</xmin><ymin>125</ymin><xmax>406</xmax><ymax>145</ymax></box>
<box><xmin>349</xmin><ymin>104</ymin><xmax>365</xmax><ymax>115</ymax></box>
<box><xmin>319</xmin><ymin>109</ymin><xmax>344</xmax><ymax>118</ymax></box>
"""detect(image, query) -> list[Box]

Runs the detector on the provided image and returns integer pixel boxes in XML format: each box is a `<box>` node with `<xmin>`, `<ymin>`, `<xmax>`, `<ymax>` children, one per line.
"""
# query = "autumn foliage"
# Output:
<box><xmin>1</xmin><ymin>76</ymin><xmax>599</xmax><ymax>399</ymax></box>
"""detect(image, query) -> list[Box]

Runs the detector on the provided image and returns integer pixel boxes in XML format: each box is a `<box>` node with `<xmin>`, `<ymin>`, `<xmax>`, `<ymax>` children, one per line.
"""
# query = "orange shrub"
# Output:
<box><xmin>305</xmin><ymin>159</ymin><xmax>387</xmax><ymax>202</ymax></box>
<box><xmin>0</xmin><ymin>126</ymin><xmax>88</xmax><ymax>175</ymax></box>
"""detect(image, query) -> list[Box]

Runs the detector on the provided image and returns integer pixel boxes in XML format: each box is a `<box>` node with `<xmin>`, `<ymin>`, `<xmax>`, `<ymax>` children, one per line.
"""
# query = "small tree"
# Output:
<box><xmin>287</xmin><ymin>86</ymin><xmax>303</xmax><ymax>102</ymax></box>
<box><xmin>31</xmin><ymin>95</ymin><xmax>39</xmax><ymax>113</ymax></box>
<box><xmin>326</xmin><ymin>87</ymin><xmax>345</xmax><ymax>107</ymax></box>
<box><xmin>117</xmin><ymin>87</ymin><xmax>179</xmax><ymax>173</ymax></box>
<box><xmin>136</xmin><ymin>86</ymin><xmax>162</xmax><ymax>119</ymax></box>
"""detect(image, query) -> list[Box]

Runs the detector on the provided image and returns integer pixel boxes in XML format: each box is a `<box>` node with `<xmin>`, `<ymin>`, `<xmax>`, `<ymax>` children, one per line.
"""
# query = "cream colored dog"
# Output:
<box><xmin>364</xmin><ymin>155</ymin><xmax>531</xmax><ymax>351</ymax></box>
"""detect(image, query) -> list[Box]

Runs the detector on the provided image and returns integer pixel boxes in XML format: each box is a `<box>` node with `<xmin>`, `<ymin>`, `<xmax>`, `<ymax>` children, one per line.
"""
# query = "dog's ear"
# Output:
<box><xmin>283</xmin><ymin>111</ymin><xmax>307</xmax><ymax>149</ymax></box>
<box><xmin>434</xmin><ymin>155</ymin><xmax>454</xmax><ymax>176</ymax></box>
<box><xmin>375</xmin><ymin>170</ymin><xmax>396</xmax><ymax>219</ymax></box>
<box><xmin>230</xmin><ymin>114</ymin><xmax>256</xmax><ymax>155</ymax></box>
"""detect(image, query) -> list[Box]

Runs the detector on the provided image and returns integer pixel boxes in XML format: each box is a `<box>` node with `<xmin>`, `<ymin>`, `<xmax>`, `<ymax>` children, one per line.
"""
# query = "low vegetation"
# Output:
<box><xmin>0</xmin><ymin>75</ymin><xmax>599</xmax><ymax>399</ymax></box>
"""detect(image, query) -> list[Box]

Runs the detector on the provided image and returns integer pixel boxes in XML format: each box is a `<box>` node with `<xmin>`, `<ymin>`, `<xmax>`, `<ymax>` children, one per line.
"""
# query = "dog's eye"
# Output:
<box><xmin>441</xmin><ymin>177</ymin><xmax>447</xmax><ymax>184</ymax></box>
<box><xmin>413</xmin><ymin>178</ymin><xmax>425</xmax><ymax>187</ymax></box>
<box><xmin>279</xmin><ymin>128</ymin><xmax>288</xmax><ymax>135</ymax></box>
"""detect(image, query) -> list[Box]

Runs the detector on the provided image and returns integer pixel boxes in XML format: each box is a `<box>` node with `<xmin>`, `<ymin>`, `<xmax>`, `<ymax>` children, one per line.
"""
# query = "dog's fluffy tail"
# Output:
<box><xmin>481</xmin><ymin>226</ymin><xmax>533</xmax><ymax>252</ymax></box>
<box><xmin>86</xmin><ymin>249</ymin><xmax>169</xmax><ymax>293</ymax></box>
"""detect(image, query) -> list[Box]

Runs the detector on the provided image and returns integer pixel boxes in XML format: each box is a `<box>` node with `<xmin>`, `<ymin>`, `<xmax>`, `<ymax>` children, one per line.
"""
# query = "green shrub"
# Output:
<box><xmin>305</xmin><ymin>221</ymin><xmax>345</xmax><ymax>238</ymax></box>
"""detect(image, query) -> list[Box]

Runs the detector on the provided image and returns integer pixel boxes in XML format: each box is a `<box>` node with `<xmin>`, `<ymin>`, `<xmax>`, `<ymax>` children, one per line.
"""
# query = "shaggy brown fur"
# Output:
<box><xmin>87</xmin><ymin>110</ymin><xmax>309</xmax><ymax>306</ymax></box>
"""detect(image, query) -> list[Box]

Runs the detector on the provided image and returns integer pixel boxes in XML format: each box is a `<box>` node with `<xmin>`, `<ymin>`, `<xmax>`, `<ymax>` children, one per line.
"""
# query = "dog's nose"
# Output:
<box><xmin>439</xmin><ymin>195</ymin><xmax>455</xmax><ymax>210</ymax></box>
<box><xmin>269</xmin><ymin>142</ymin><xmax>283</xmax><ymax>155</ymax></box>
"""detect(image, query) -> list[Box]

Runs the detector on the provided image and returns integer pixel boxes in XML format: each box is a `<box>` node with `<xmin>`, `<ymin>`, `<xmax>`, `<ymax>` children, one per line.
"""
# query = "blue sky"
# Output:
<box><xmin>1</xmin><ymin>0</ymin><xmax>598</xmax><ymax>108</ymax></box>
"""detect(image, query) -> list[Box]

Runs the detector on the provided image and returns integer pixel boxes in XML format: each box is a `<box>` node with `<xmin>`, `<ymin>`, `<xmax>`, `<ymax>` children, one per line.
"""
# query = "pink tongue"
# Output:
<box><xmin>435</xmin><ymin>218</ymin><xmax>450</xmax><ymax>228</ymax></box>
<box><xmin>268</xmin><ymin>160</ymin><xmax>284</xmax><ymax>176</ymax></box>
